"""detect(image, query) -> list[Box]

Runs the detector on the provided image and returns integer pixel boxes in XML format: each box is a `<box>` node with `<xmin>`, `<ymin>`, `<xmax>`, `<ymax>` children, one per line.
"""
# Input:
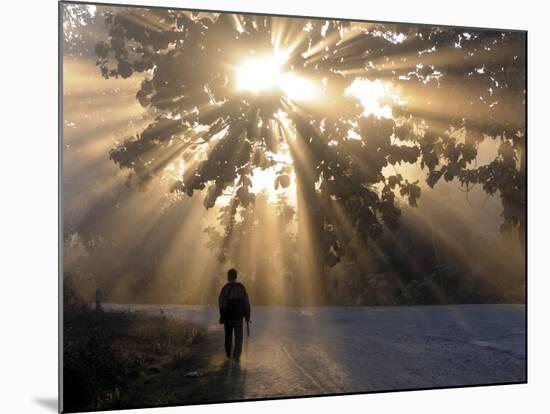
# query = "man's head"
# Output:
<box><xmin>227</xmin><ymin>268</ymin><xmax>237</xmax><ymax>281</ymax></box>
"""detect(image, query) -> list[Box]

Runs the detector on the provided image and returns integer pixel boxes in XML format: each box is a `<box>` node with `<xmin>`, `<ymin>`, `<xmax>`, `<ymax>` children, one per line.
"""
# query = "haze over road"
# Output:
<box><xmin>106</xmin><ymin>304</ymin><xmax>525</xmax><ymax>400</ymax></box>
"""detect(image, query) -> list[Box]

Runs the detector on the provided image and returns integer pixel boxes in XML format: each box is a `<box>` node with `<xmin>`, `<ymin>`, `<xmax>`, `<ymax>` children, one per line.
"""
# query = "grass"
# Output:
<box><xmin>63</xmin><ymin>305</ymin><xmax>204</xmax><ymax>412</ymax></box>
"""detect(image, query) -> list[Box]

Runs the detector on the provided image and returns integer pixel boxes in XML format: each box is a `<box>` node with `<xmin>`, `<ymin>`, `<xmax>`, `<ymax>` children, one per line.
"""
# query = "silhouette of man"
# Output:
<box><xmin>218</xmin><ymin>268</ymin><xmax>251</xmax><ymax>362</ymax></box>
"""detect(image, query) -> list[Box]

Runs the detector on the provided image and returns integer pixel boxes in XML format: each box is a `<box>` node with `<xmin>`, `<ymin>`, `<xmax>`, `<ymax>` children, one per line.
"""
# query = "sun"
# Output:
<box><xmin>235</xmin><ymin>52</ymin><xmax>287</xmax><ymax>93</ymax></box>
<box><xmin>235</xmin><ymin>52</ymin><xmax>318</xmax><ymax>101</ymax></box>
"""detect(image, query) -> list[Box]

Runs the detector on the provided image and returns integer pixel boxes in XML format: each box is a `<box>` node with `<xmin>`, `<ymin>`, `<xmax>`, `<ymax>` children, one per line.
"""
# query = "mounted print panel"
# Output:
<box><xmin>60</xmin><ymin>1</ymin><xmax>526</xmax><ymax>412</ymax></box>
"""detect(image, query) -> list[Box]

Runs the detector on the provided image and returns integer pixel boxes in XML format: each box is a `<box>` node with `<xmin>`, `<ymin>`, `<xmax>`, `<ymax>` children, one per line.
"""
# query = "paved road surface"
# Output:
<box><xmin>106</xmin><ymin>304</ymin><xmax>525</xmax><ymax>400</ymax></box>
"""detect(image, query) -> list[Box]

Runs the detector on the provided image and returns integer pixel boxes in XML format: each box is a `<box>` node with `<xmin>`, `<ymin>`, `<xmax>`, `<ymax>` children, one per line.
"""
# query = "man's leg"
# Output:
<box><xmin>233</xmin><ymin>320</ymin><xmax>244</xmax><ymax>361</ymax></box>
<box><xmin>224</xmin><ymin>322</ymin><xmax>233</xmax><ymax>358</ymax></box>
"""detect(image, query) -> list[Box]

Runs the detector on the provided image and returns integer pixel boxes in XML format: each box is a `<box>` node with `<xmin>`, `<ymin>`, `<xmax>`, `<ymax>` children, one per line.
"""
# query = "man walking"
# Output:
<box><xmin>218</xmin><ymin>268</ymin><xmax>251</xmax><ymax>363</ymax></box>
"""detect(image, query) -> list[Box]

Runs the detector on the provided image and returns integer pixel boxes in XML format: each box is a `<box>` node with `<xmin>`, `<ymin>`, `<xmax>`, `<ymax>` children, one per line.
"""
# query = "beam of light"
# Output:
<box><xmin>63</xmin><ymin>57</ymin><xmax>145</xmax><ymax>94</ymax></box>
<box><xmin>276</xmin><ymin>111</ymin><xmax>326</xmax><ymax>305</ymax></box>
<box><xmin>301</xmin><ymin>31</ymin><xmax>341</xmax><ymax>62</ymax></box>
<box><xmin>299</xmin><ymin>20</ymin><xmax>369</xmax><ymax>62</ymax></box>
<box><xmin>270</xmin><ymin>16</ymin><xmax>309</xmax><ymax>59</ymax></box>
<box><xmin>122</xmin><ymin>8</ymin><xmax>174</xmax><ymax>32</ymax></box>
<box><xmin>231</xmin><ymin>14</ymin><xmax>246</xmax><ymax>34</ymax></box>
<box><xmin>156</xmin><ymin>197</ymin><xmax>221</xmax><ymax>303</ymax></box>
<box><xmin>217</xmin><ymin>192</ymin><xmax>295</xmax><ymax>307</ymax></box>
<box><xmin>389</xmin><ymin>78</ymin><xmax>522</xmax><ymax>134</ymax></box>
<box><xmin>249</xmin><ymin>166</ymin><xmax>296</xmax><ymax>204</ymax></box>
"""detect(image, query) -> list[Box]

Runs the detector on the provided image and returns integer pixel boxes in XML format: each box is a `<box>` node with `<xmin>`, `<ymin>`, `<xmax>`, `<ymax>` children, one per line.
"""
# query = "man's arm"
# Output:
<box><xmin>218</xmin><ymin>285</ymin><xmax>227</xmax><ymax>320</ymax></box>
<box><xmin>243</xmin><ymin>285</ymin><xmax>251</xmax><ymax>322</ymax></box>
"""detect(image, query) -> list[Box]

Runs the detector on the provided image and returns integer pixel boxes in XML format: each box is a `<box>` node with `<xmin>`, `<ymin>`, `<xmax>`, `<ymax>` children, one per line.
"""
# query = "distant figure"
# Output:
<box><xmin>95</xmin><ymin>287</ymin><xmax>103</xmax><ymax>312</ymax></box>
<box><xmin>218</xmin><ymin>268</ymin><xmax>251</xmax><ymax>363</ymax></box>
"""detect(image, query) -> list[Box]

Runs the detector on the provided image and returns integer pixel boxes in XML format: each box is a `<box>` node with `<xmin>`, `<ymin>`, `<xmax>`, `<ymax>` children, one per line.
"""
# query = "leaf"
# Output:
<box><xmin>387</xmin><ymin>174</ymin><xmax>402</xmax><ymax>189</ymax></box>
<box><xmin>278</xmin><ymin>174</ymin><xmax>291</xmax><ymax>188</ymax></box>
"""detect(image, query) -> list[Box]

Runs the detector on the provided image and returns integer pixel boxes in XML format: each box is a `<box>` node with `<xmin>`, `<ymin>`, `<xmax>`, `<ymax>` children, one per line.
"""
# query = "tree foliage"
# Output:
<box><xmin>87</xmin><ymin>7</ymin><xmax>525</xmax><ymax>287</ymax></box>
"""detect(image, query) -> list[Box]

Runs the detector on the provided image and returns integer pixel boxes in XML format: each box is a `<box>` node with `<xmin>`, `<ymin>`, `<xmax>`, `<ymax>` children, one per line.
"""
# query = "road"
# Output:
<box><xmin>106</xmin><ymin>304</ymin><xmax>526</xmax><ymax>401</ymax></box>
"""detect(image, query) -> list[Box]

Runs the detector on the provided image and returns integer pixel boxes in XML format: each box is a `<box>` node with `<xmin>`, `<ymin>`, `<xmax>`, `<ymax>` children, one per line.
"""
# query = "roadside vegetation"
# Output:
<box><xmin>63</xmin><ymin>275</ymin><xmax>204</xmax><ymax>412</ymax></box>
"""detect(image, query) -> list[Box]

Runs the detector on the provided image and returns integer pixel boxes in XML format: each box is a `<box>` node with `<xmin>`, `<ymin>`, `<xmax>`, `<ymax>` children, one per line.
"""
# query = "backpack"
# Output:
<box><xmin>223</xmin><ymin>284</ymin><xmax>245</xmax><ymax>321</ymax></box>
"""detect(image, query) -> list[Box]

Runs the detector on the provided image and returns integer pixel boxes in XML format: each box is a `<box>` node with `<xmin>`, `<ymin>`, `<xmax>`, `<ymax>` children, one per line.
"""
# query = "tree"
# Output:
<box><xmin>62</xmin><ymin>4</ymin><xmax>101</xmax><ymax>58</ymax></box>
<box><xmin>91</xmin><ymin>7</ymin><xmax>526</xmax><ymax>303</ymax></box>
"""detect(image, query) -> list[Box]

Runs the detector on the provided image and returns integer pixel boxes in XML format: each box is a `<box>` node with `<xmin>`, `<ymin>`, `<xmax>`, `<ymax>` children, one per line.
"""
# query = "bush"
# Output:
<box><xmin>63</xmin><ymin>333</ymin><xmax>128</xmax><ymax>411</ymax></box>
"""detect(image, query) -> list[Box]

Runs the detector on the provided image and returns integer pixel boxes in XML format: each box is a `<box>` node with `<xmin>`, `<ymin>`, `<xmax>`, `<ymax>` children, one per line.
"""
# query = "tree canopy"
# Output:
<box><xmin>65</xmin><ymin>5</ymin><xmax>526</xmax><ymax>303</ymax></box>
